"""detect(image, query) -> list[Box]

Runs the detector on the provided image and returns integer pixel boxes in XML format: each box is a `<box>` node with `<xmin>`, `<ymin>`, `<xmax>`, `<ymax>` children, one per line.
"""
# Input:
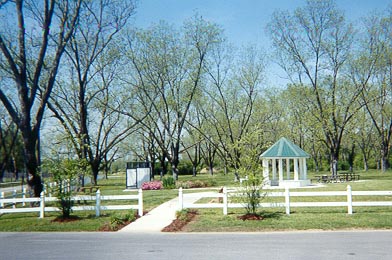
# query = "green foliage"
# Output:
<box><xmin>110</xmin><ymin>210</ymin><xmax>136</xmax><ymax>231</ymax></box>
<box><xmin>233</xmin><ymin>129</ymin><xmax>267</xmax><ymax>215</ymax></box>
<box><xmin>44</xmin><ymin>158</ymin><xmax>90</xmax><ymax>219</ymax></box>
<box><xmin>175</xmin><ymin>179</ymin><xmax>217</xmax><ymax>189</ymax></box>
<box><xmin>240</xmin><ymin>174</ymin><xmax>266</xmax><ymax>215</ymax></box>
<box><xmin>162</xmin><ymin>175</ymin><xmax>176</xmax><ymax>189</ymax></box>
<box><xmin>176</xmin><ymin>208</ymin><xmax>191</xmax><ymax>221</ymax></box>
<box><xmin>177</xmin><ymin>160</ymin><xmax>194</xmax><ymax>175</ymax></box>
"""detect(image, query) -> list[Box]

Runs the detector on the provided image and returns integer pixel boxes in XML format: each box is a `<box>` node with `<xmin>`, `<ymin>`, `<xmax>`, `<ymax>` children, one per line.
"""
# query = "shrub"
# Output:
<box><xmin>176</xmin><ymin>208</ymin><xmax>191</xmax><ymax>221</ymax></box>
<box><xmin>240</xmin><ymin>174</ymin><xmax>266</xmax><ymax>215</ymax></box>
<box><xmin>177</xmin><ymin>161</ymin><xmax>194</xmax><ymax>175</ymax></box>
<box><xmin>175</xmin><ymin>179</ymin><xmax>217</xmax><ymax>189</ymax></box>
<box><xmin>44</xmin><ymin>158</ymin><xmax>90</xmax><ymax>219</ymax></box>
<box><xmin>110</xmin><ymin>210</ymin><xmax>137</xmax><ymax>231</ymax></box>
<box><xmin>162</xmin><ymin>176</ymin><xmax>176</xmax><ymax>189</ymax></box>
<box><xmin>175</xmin><ymin>181</ymin><xmax>191</xmax><ymax>189</ymax></box>
<box><xmin>141</xmin><ymin>181</ymin><xmax>162</xmax><ymax>190</ymax></box>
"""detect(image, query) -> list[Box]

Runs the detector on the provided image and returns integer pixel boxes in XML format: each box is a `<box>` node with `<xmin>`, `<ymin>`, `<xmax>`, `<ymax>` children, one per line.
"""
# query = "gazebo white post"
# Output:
<box><xmin>272</xmin><ymin>159</ymin><xmax>277</xmax><ymax>182</ymax></box>
<box><xmin>303</xmin><ymin>158</ymin><xmax>307</xmax><ymax>180</ymax></box>
<box><xmin>262</xmin><ymin>159</ymin><xmax>270</xmax><ymax>184</ymax></box>
<box><xmin>286</xmin><ymin>158</ymin><xmax>290</xmax><ymax>180</ymax></box>
<box><xmin>278</xmin><ymin>159</ymin><xmax>283</xmax><ymax>182</ymax></box>
<box><xmin>294</xmin><ymin>158</ymin><xmax>299</xmax><ymax>181</ymax></box>
<box><xmin>299</xmin><ymin>158</ymin><xmax>304</xmax><ymax>180</ymax></box>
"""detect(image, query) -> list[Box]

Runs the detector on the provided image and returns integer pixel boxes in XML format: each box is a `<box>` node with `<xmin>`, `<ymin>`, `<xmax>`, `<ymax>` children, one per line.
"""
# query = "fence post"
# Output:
<box><xmin>138</xmin><ymin>189</ymin><xmax>143</xmax><ymax>216</ymax></box>
<box><xmin>95</xmin><ymin>189</ymin><xmax>101</xmax><ymax>217</ymax></box>
<box><xmin>223</xmin><ymin>187</ymin><xmax>228</xmax><ymax>215</ymax></box>
<box><xmin>22</xmin><ymin>188</ymin><xmax>26</xmax><ymax>206</ymax></box>
<box><xmin>13</xmin><ymin>189</ymin><xmax>17</xmax><ymax>209</ymax></box>
<box><xmin>285</xmin><ymin>186</ymin><xmax>290</xmax><ymax>215</ymax></box>
<box><xmin>178</xmin><ymin>187</ymin><xmax>183</xmax><ymax>210</ymax></box>
<box><xmin>1</xmin><ymin>191</ymin><xmax>4</xmax><ymax>208</ymax></box>
<box><xmin>347</xmin><ymin>185</ymin><xmax>353</xmax><ymax>214</ymax></box>
<box><xmin>39</xmin><ymin>191</ymin><xmax>45</xmax><ymax>218</ymax></box>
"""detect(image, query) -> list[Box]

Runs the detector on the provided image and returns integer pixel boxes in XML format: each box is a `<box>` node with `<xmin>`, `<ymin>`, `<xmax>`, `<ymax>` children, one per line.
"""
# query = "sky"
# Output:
<box><xmin>132</xmin><ymin>0</ymin><xmax>390</xmax><ymax>87</ymax></box>
<box><xmin>133</xmin><ymin>0</ymin><xmax>390</xmax><ymax>46</ymax></box>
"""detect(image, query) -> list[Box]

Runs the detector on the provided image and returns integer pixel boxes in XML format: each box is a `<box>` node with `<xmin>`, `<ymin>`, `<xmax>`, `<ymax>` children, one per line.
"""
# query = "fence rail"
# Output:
<box><xmin>178</xmin><ymin>186</ymin><xmax>392</xmax><ymax>215</ymax></box>
<box><xmin>0</xmin><ymin>189</ymin><xmax>143</xmax><ymax>218</ymax></box>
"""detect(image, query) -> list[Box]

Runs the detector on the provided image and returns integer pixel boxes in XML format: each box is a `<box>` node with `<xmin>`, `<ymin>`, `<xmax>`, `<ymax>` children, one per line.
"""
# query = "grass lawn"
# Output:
<box><xmin>0</xmin><ymin>169</ymin><xmax>391</xmax><ymax>232</ymax></box>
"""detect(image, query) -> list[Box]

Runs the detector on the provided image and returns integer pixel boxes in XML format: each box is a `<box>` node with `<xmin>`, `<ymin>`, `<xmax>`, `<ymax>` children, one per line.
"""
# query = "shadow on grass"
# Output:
<box><xmin>259</xmin><ymin>211</ymin><xmax>284</xmax><ymax>219</ymax></box>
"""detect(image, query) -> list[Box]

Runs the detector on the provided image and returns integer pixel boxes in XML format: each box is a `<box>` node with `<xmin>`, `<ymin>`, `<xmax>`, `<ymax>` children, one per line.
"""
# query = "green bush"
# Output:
<box><xmin>240</xmin><ymin>174</ymin><xmax>266</xmax><ymax>215</ymax></box>
<box><xmin>44</xmin><ymin>158</ymin><xmax>90</xmax><ymax>219</ymax></box>
<box><xmin>162</xmin><ymin>176</ymin><xmax>176</xmax><ymax>189</ymax></box>
<box><xmin>110</xmin><ymin>210</ymin><xmax>136</xmax><ymax>231</ymax></box>
<box><xmin>176</xmin><ymin>209</ymin><xmax>191</xmax><ymax>221</ymax></box>
<box><xmin>175</xmin><ymin>179</ymin><xmax>217</xmax><ymax>189</ymax></box>
<box><xmin>178</xmin><ymin>161</ymin><xmax>194</xmax><ymax>175</ymax></box>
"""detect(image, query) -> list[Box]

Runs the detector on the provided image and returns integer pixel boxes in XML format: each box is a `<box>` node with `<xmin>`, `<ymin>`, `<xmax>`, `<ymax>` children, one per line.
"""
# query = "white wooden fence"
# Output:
<box><xmin>0</xmin><ymin>189</ymin><xmax>143</xmax><ymax>218</ymax></box>
<box><xmin>178</xmin><ymin>186</ymin><xmax>392</xmax><ymax>215</ymax></box>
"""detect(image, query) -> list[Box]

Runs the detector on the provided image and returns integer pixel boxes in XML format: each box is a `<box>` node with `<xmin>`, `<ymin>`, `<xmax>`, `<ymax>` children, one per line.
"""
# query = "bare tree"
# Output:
<box><xmin>124</xmin><ymin>15</ymin><xmax>223</xmax><ymax>180</ymax></box>
<box><xmin>267</xmin><ymin>0</ymin><xmax>364</xmax><ymax>176</ymax></box>
<box><xmin>353</xmin><ymin>11</ymin><xmax>392</xmax><ymax>172</ymax></box>
<box><xmin>203</xmin><ymin>44</ymin><xmax>267</xmax><ymax>180</ymax></box>
<box><xmin>0</xmin><ymin>0</ymin><xmax>81</xmax><ymax>196</ymax></box>
<box><xmin>47</xmin><ymin>0</ymin><xmax>136</xmax><ymax>184</ymax></box>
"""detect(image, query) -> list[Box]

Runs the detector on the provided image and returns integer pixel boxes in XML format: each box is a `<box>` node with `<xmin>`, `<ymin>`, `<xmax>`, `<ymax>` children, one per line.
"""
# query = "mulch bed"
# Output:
<box><xmin>162</xmin><ymin>210</ymin><xmax>198</xmax><ymax>232</ymax></box>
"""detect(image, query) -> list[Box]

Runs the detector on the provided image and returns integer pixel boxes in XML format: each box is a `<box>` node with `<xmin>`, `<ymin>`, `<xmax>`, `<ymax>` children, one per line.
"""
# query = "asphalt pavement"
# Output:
<box><xmin>1</xmin><ymin>231</ymin><xmax>391</xmax><ymax>260</ymax></box>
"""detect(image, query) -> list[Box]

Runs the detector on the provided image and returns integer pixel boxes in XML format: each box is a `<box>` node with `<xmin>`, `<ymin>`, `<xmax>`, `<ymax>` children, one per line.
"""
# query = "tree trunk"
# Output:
<box><xmin>330</xmin><ymin>153</ymin><xmax>339</xmax><ymax>178</ymax></box>
<box><xmin>171</xmin><ymin>143</ymin><xmax>180</xmax><ymax>180</ymax></box>
<box><xmin>159</xmin><ymin>156</ymin><xmax>167</xmax><ymax>180</ymax></box>
<box><xmin>208</xmin><ymin>161</ymin><xmax>214</xmax><ymax>176</ymax></box>
<box><xmin>91</xmin><ymin>162</ymin><xmax>100</xmax><ymax>185</ymax></box>
<box><xmin>172</xmin><ymin>164</ymin><xmax>179</xmax><ymax>181</ymax></box>
<box><xmin>363</xmin><ymin>156</ymin><xmax>369</xmax><ymax>171</ymax></box>
<box><xmin>313</xmin><ymin>157</ymin><xmax>320</xmax><ymax>172</ymax></box>
<box><xmin>23</xmin><ymin>130</ymin><xmax>43</xmax><ymax>197</ymax></box>
<box><xmin>381</xmin><ymin>145</ymin><xmax>390</xmax><ymax>172</ymax></box>
<box><xmin>348</xmin><ymin>144</ymin><xmax>355</xmax><ymax>172</ymax></box>
<box><xmin>192</xmin><ymin>166</ymin><xmax>197</xmax><ymax>177</ymax></box>
<box><xmin>12</xmin><ymin>156</ymin><xmax>19</xmax><ymax>181</ymax></box>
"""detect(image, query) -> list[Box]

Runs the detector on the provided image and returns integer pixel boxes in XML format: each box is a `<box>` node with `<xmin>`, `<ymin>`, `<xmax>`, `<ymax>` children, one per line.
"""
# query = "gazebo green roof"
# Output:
<box><xmin>260</xmin><ymin>137</ymin><xmax>310</xmax><ymax>158</ymax></box>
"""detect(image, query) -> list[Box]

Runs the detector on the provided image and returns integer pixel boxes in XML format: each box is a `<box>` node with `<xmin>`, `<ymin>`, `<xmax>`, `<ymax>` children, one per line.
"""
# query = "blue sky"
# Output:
<box><xmin>134</xmin><ymin>0</ymin><xmax>390</xmax><ymax>46</ymax></box>
<box><xmin>133</xmin><ymin>0</ymin><xmax>391</xmax><ymax>86</ymax></box>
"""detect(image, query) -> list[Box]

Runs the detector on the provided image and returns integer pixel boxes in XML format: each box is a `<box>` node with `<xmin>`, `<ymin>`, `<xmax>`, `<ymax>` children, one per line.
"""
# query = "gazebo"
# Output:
<box><xmin>261</xmin><ymin>137</ymin><xmax>311</xmax><ymax>188</ymax></box>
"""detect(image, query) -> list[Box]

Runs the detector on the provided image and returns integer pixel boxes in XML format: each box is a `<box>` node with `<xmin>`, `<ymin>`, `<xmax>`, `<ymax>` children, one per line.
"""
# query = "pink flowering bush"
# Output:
<box><xmin>141</xmin><ymin>181</ymin><xmax>162</xmax><ymax>190</ymax></box>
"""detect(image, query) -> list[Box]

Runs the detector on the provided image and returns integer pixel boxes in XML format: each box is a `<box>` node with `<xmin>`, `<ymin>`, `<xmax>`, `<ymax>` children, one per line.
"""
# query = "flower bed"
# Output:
<box><xmin>141</xmin><ymin>181</ymin><xmax>162</xmax><ymax>190</ymax></box>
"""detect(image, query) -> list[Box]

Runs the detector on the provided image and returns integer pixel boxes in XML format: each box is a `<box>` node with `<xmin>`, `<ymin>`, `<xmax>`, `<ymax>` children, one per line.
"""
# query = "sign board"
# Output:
<box><xmin>126</xmin><ymin>162</ymin><xmax>151</xmax><ymax>189</ymax></box>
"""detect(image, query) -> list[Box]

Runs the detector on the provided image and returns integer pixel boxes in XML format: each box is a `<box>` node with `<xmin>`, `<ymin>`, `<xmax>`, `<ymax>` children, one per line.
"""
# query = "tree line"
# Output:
<box><xmin>0</xmin><ymin>0</ymin><xmax>391</xmax><ymax>196</ymax></box>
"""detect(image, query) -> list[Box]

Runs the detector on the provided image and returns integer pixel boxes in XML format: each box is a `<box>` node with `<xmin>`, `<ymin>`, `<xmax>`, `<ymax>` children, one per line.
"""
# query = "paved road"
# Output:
<box><xmin>0</xmin><ymin>231</ymin><xmax>391</xmax><ymax>260</ymax></box>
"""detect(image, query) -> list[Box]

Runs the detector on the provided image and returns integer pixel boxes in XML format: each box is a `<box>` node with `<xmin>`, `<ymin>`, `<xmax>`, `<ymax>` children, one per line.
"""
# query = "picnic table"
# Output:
<box><xmin>79</xmin><ymin>186</ymin><xmax>100</xmax><ymax>194</ymax></box>
<box><xmin>315</xmin><ymin>172</ymin><xmax>360</xmax><ymax>183</ymax></box>
<box><xmin>338</xmin><ymin>172</ymin><xmax>360</xmax><ymax>182</ymax></box>
<box><xmin>315</xmin><ymin>175</ymin><xmax>339</xmax><ymax>183</ymax></box>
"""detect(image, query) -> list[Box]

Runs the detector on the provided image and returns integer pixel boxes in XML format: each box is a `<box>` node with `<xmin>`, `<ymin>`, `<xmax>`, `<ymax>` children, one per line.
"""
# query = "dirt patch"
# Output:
<box><xmin>162</xmin><ymin>210</ymin><xmax>198</xmax><ymax>232</ymax></box>
<box><xmin>237</xmin><ymin>213</ymin><xmax>264</xmax><ymax>221</ymax></box>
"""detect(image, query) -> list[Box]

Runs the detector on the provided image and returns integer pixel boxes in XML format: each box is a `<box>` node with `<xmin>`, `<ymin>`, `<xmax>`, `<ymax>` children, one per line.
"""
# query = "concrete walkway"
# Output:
<box><xmin>118</xmin><ymin>194</ymin><xmax>202</xmax><ymax>233</ymax></box>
